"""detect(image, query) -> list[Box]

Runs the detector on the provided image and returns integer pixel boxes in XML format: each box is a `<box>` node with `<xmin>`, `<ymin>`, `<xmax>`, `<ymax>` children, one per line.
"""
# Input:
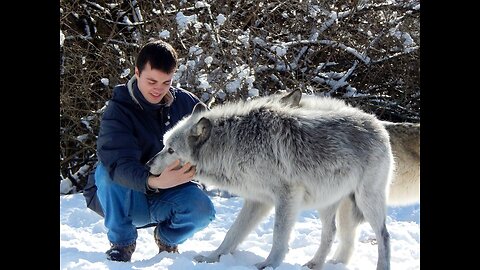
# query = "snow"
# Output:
<box><xmin>176</xmin><ymin>12</ymin><xmax>198</xmax><ymax>33</ymax></box>
<box><xmin>120</xmin><ymin>68</ymin><xmax>131</xmax><ymax>78</ymax></box>
<box><xmin>195</xmin><ymin>1</ymin><xmax>210</xmax><ymax>8</ymax></box>
<box><xmin>159</xmin><ymin>30</ymin><xmax>171</xmax><ymax>39</ymax></box>
<box><xmin>60</xmin><ymin>179</ymin><xmax>74</xmax><ymax>195</ymax></box>
<box><xmin>271</xmin><ymin>45</ymin><xmax>288</xmax><ymax>57</ymax></box>
<box><xmin>60</xmin><ymin>193</ymin><xmax>419</xmax><ymax>269</ymax></box>
<box><xmin>100</xmin><ymin>78</ymin><xmax>109</xmax><ymax>86</ymax></box>
<box><xmin>60</xmin><ymin>30</ymin><xmax>65</xmax><ymax>47</ymax></box>
<box><xmin>216</xmin><ymin>14</ymin><xmax>226</xmax><ymax>25</ymax></box>
<box><xmin>204</xmin><ymin>56</ymin><xmax>213</xmax><ymax>66</ymax></box>
<box><xmin>248</xmin><ymin>88</ymin><xmax>259</xmax><ymax>97</ymax></box>
<box><xmin>190</xmin><ymin>45</ymin><xmax>204</xmax><ymax>56</ymax></box>
<box><xmin>198</xmin><ymin>74</ymin><xmax>211</xmax><ymax>90</ymax></box>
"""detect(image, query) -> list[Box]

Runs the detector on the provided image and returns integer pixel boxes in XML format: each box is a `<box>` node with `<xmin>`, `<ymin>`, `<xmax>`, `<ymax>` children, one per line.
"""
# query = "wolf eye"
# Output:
<box><xmin>167</xmin><ymin>148</ymin><xmax>175</xmax><ymax>154</ymax></box>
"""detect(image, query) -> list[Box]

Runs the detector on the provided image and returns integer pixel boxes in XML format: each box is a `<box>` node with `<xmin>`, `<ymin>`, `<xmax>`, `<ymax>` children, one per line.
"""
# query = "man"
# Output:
<box><xmin>83</xmin><ymin>39</ymin><xmax>215</xmax><ymax>262</ymax></box>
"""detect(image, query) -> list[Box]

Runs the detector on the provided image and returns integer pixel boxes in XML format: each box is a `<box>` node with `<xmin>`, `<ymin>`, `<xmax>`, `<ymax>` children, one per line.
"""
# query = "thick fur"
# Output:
<box><xmin>274</xmin><ymin>90</ymin><xmax>420</xmax><ymax>205</ymax></box>
<box><xmin>147</xmin><ymin>92</ymin><xmax>393</xmax><ymax>270</ymax></box>
<box><xmin>327</xmin><ymin>120</ymin><xmax>419</xmax><ymax>265</ymax></box>
<box><xmin>381</xmin><ymin>121</ymin><xmax>420</xmax><ymax>205</ymax></box>
<box><xmin>272</xmin><ymin>90</ymin><xmax>419</xmax><ymax>265</ymax></box>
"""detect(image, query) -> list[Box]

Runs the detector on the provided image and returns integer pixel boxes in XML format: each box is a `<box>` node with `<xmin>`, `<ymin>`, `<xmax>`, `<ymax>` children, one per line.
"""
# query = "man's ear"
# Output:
<box><xmin>134</xmin><ymin>67</ymin><xmax>140</xmax><ymax>79</ymax></box>
<box><xmin>189</xmin><ymin>117</ymin><xmax>212</xmax><ymax>145</ymax></box>
<box><xmin>192</xmin><ymin>102</ymin><xmax>208</xmax><ymax>115</ymax></box>
<box><xmin>279</xmin><ymin>89</ymin><xmax>302</xmax><ymax>107</ymax></box>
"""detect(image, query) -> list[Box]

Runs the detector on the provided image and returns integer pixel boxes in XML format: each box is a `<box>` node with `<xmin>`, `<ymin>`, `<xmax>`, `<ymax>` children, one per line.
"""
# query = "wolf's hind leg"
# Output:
<box><xmin>304</xmin><ymin>202</ymin><xmax>340</xmax><ymax>270</ymax></box>
<box><xmin>194</xmin><ymin>199</ymin><xmax>272</xmax><ymax>263</ymax></box>
<box><xmin>329</xmin><ymin>196</ymin><xmax>363</xmax><ymax>264</ymax></box>
<box><xmin>356</xmin><ymin>169</ymin><xmax>391</xmax><ymax>270</ymax></box>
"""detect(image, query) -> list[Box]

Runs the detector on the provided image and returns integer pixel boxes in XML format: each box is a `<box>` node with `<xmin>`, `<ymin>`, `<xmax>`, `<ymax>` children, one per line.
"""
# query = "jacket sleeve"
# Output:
<box><xmin>96</xmin><ymin>102</ymin><xmax>150</xmax><ymax>193</ymax></box>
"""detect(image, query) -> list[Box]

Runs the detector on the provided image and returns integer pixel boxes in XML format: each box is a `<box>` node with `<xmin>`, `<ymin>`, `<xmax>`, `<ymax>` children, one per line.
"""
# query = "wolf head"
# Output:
<box><xmin>146</xmin><ymin>102</ymin><xmax>211</xmax><ymax>176</ymax></box>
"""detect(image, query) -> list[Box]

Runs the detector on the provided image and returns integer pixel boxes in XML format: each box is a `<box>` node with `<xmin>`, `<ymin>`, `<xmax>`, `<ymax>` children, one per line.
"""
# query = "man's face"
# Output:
<box><xmin>135</xmin><ymin>62</ymin><xmax>174</xmax><ymax>104</ymax></box>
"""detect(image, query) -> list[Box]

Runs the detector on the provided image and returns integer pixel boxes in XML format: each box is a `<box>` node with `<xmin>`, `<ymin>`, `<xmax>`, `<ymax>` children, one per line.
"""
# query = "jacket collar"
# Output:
<box><xmin>127</xmin><ymin>76</ymin><xmax>174</xmax><ymax>110</ymax></box>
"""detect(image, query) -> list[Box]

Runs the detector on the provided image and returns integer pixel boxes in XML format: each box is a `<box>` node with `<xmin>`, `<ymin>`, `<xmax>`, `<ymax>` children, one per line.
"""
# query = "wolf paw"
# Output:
<box><xmin>255</xmin><ymin>261</ymin><xmax>276</xmax><ymax>269</ymax></box>
<box><xmin>303</xmin><ymin>261</ymin><xmax>315</xmax><ymax>269</ymax></box>
<box><xmin>194</xmin><ymin>254</ymin><xmax>219</xmax><ymax>263</ymax></box>
<box><xmin>327</xmin><ymin>256</ymin><xmax>348</xmax><ymax>265</ymax></box>
<box><xmin>303</xmin><ymin>260</ymin><xmax>323</xmax><ymax>269</ymax></box>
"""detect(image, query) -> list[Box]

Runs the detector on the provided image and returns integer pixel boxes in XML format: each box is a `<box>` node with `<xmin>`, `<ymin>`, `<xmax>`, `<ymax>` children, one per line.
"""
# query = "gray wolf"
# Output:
<box><xmin>147</xmin><ymin>91</ymin><xmax>393</xmax><ymax>269</ymax></box>
<box><xmin>381</xmin><ymin>121</ymin><xmax>420</xmax><ymax>205</ymax></box>
<box><xmin>272</xmin><ymin>90</ymin><xmax>419</xmax><ymax>264</ymax></box>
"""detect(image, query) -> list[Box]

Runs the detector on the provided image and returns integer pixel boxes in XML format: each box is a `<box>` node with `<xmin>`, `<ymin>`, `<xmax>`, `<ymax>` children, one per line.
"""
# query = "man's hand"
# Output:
<box><xmin>147</xmin><ymin>159</ymin><xmax>196</xmax><ymax>189</ymax></box>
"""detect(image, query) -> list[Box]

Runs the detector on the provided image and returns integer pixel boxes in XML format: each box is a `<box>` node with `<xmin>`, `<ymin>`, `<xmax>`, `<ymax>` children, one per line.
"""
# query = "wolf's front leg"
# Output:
<box><xmin>255</xmin><ymin>189</ymin><xmax>302</xmax><ymax>269</ymax></box>
<box><xmin>195</xmin><ymin>199</ymin><xmax>272</xmax><ymax>263</ymax></box>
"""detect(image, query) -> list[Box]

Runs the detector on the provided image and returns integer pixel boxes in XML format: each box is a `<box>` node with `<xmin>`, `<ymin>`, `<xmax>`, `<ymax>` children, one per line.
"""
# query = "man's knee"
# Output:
<box><xmin>189</xmin><ymin>192</ymin><xmax>216</xmax><ymax>227</ymax></box>
<box><xmin>174</xmin><ymin>184</ymin><xmax>215</xmax><ymax>225</ymax></box>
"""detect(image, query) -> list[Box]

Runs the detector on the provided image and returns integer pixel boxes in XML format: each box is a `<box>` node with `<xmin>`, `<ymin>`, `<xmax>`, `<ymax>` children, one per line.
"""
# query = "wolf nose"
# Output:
<box><xmin>145</xmin><ymin>157</ymin><xmax>154</xmax><ymax>168</ymax></box>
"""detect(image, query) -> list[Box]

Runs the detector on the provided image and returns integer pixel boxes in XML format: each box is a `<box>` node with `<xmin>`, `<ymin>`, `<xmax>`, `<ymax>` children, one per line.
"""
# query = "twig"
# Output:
<box><xmin>328</xmin><ymin>60</ymin><xmax>358</xmax><ymax>93</ymax></box>
<box><xmin>95</xmin><ymin>15</ymin><xmax>153</xmax><ymax>26</ymax></box>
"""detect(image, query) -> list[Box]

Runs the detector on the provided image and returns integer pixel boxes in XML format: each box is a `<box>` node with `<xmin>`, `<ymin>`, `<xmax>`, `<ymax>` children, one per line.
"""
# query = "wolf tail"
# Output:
<box><xmin>332</xmin><ymin>194</ymin><xmax>365</xmax><ymax>263</ymax></box>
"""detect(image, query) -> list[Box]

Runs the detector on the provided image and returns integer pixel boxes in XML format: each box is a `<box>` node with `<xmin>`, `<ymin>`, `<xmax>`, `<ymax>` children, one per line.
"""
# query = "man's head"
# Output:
<box><xmin>135</xmin><ymin>40</ymin><xmax>178</xmax><ymax>104</ymax></box>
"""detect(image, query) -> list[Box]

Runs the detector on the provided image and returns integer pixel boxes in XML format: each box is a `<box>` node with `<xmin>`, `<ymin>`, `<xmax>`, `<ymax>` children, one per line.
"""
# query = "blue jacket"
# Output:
<box><xmin>83</xmin><ymin>77</ymin><xmax>200</xmax><ymax>216</ymax></box>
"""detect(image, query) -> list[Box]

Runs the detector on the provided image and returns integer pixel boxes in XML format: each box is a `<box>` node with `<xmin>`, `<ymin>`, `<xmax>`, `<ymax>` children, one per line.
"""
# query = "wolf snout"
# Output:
<box><xmin>145</xmin><ymin>155</ymin><xmax>163</xmax><ymax>176</ymax></box>
<box><xmin>146</xmin><ymin>154</ymin><xmax>159</xmax><ymax>169</ymax></box>
<box><xmin>145</xmin><ymin>159</ymin><xmax>153</xmax><ymax>168</ymax></box>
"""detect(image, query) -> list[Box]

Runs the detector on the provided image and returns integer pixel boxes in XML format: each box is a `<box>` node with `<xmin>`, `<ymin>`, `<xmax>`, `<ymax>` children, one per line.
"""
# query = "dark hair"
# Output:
<box><xmin>136</xmin><ymin>40</ymin><xmax>178</xmax><ymax>74</ymax></box>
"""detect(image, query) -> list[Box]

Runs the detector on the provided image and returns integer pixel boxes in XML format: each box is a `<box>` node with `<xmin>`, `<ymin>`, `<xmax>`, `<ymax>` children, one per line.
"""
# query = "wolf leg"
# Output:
<box><xmin>330</xmin><ymin>197</ymin><xmax>363</xmax><ymax>264</ymax></box>
<box><xmin>194</xmin><ymin>199</ymin><xmax>272</xmax><ymax>263</ymax></box>
<box><xmin>255</xmin><ymin>189</ymin><xmax>302</xmax><ymax>269</ymax></box>
<box><xmin>304</xmin><ymin>202</ymin><xmax>340</xmax><ymax>270</ymax></box>
<box><xmin>356</xmin><ymin>173</ymin><xmax>391</xmax><ymax>270</ymax></box>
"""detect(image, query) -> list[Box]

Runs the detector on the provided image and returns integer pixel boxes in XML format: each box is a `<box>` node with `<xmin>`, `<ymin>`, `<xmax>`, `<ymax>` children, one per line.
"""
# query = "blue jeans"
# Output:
<box><xmin>95</xmin><ymin>163</ymin><xmax>215</xmax><ymax>247</ymax></box>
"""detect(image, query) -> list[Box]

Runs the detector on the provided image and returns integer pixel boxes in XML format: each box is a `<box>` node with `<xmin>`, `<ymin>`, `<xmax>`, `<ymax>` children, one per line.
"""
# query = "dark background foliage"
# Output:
<box><xmin>60</xmin><ymin>0</ymin><xmax>419</xmax><ymax>193</ymax></box>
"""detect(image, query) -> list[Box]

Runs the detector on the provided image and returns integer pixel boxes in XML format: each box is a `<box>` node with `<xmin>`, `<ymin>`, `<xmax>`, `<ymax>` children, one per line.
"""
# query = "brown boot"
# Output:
<box><xmin>154</xmin><ymin>226</ymin><xmax>179</xmax><ymax>253</ymax></box>
<box><xmin>105</xmin><ymin>242</ymin><xmax>136</xmax><ymax>262</ymax></box>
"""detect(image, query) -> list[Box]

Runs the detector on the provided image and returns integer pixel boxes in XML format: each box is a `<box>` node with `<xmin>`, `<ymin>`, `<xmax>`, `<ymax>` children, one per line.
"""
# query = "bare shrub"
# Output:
<box><xmin>60</xmin><ymin>0</ymin><xmax>419</xmax><ymax>192</ymax></box>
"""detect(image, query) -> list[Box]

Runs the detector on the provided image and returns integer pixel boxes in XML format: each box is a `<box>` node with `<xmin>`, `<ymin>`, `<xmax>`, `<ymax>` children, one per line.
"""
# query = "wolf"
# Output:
<box><xmin>147</xmin><ymin>91</ymin><xmax>393</xmax><ymax>270</ymax></box>
<box><xmin>381</xmin><ymin>121</ymin><xmax>420</xmax><ymax>205</ymax></box>
<box><xmin>272</xmin><ymin>90</ymin><xmax>419</xmax><ymax>264</ymax></box>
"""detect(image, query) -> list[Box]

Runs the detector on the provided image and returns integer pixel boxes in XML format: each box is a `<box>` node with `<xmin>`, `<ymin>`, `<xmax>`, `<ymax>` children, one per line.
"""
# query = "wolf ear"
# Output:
<box><xmin>192</xmin><ymin>102</ymin><xmax>208</xmax><ymax>115</ymax></box>
<box><xmin>189</xmin><ymin>117</ymin><xmax>212</xmax><ymax>145</ymax></box>
<box><xmin>279</xmin><ymin>89</ymin><xmax>302</xmax><ymax>107</ymax></box>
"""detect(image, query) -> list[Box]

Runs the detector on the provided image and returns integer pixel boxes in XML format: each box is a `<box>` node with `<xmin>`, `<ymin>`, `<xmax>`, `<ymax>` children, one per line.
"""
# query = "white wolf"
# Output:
<box><xmin>147</xmin><ymin>91</ymin><xmax>393</xmax><ymax>270</ymax></box>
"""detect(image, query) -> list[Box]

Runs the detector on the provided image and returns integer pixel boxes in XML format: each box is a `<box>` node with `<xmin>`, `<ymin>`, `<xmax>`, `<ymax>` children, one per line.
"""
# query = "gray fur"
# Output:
<box><xmin>283</xmin><ymin>90</ymin><xmax>420</xmax><ymax>205</ymax></box>
<box><xmin>381</xmin><ymin>121</ymin><xmax>420</xmax><ymax>205</ymax></box>
<box><xmin>147</xmin><ymin>92</ymin><xmax>393</xmax><ymax>270</ymax></box>
<box><xmin>273</xmin><ymin>90</ymin><xmax>419</xmax><ymax>265</ymax></box>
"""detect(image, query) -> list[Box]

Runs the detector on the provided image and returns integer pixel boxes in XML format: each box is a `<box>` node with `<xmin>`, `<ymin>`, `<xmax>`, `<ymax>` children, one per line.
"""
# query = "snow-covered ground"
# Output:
<box><xmin>60</xmin><ymin>193</ymin><xmax>419</xmax><ymax>269</ymax></box>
